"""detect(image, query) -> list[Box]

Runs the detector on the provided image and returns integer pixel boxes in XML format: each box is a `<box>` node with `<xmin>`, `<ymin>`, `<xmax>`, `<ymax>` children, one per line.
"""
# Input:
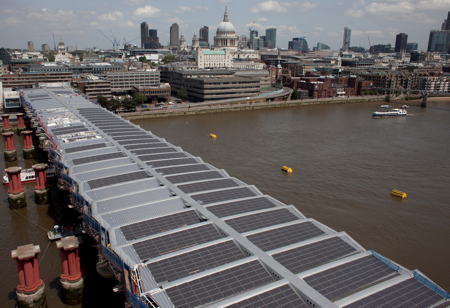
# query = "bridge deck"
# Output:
<box><xmin>23</xmin><ymin>87</ymin><xmax>449</xmax><ymax>308</ymax></box>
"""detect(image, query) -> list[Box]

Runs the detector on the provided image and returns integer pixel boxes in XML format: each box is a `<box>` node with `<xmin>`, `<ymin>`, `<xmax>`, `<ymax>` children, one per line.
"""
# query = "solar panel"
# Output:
<box><xmin>132</xmin><ymin>224</ymin><xmax>225</xmax><ymax>261</ymax></box>
<box><xmin>53</xmin><ymin>127</ymin><xmax>89</xmax><ymax>136</ymax></box>
<box><xmin>64</xmin><ymin>143</ymin><xmax>107</xmax><ymax>153</ymax></box>
<box><xmin>96</xmin><ymin>124</ymin><xmax>134</xmax><ymax>129</ymax></box>
<box><xmin>109</xmin><ymin>131</ymin><xmax>147</xmax><ymax>137</ymax></box>
<box><xmin>207</xmin><ymin>197</ymin><xmax>277</xmax><ymax>218</ymax></box>
<box><xmin>304</xmin><ymin>255</ymin><xmax>398</xmax><ymax>301</ymax></box>
<box><xmin>138</xmin><ymin>152</ymin><xmax>186</xmax><ymax>162</ymax></box>
<box><xmin>177</xmin><ymin>178</ymin><xmax>239</xmax><ymax>194</ymax></box>
<box><xmin>273</xmin><ymin>237</ymin><xmax>357</xmax><ymax>274</ymax></box>
<box><xmin>147</xmin><ymin>240</ymin><xmax>248</xmax><ymax>283</ymax></box>
<box><xmin>72</xmin><ymin>152</ymin><xmax>126</xmax><ymax>165</ymax></box>
<box><xmin>165</xmin><ymin>260</ymin><xmax>278</xmax><ymax>308</ymax></box>
<box><xmin>225</xmin><ymin>284</ymin><xmax>308</xmax><ymax>308</ymax></box>
<box><xmin>88</xmin><ymin>171</ymin><xmax>151</xmax><ymax>189</ymax></box>
<box><xmin>124</xmin><ymin>143</ymin><xmax>167</xmax><ymax>150</ymax></box>
<box><xmin>28</xmin><ymin>94</ymin><xmax>50</xmax><ymax>99</ymax></box>
<box><xmin>147</xmin><ymin>158</ymin><xmax>198</xmax><ymax>168</ymax></box>
<box><xmin>226</xmin><ymin>209</ymin><xmax>299</xmax><ymax>233</ymax></box>
<box><xmin>166</xmin><ymin>171</ymin><xmax>223</xmax><ymax>184</ymax></box>
<box><xmin>102</xmin><ymin>128</ymin><xmax>140</xmax><ymax>133</ymax></box>
<box><xmin>52</xmin><ymin>125</ymin><xmax>86</xmax><ymax>134</ymax></box>
<box><xmin>247</xmin><ymin>222</ymin><xmax>325</xmax><ymax>251</ymax></box>
<box><xmin>191</xmin><ymin>187</ymin><xmax>257</xmax><ymax>205</ymax></box>
<box><xmin>131</xmin><ymin>147</ymin><xmax>176</xmax><ymax>155</ymax></box>
<box><xmin>344</xmin><ymin>278</ymin><xmax>444</xmax><ymax>308</ymax></box>
<box><xmin>121</xmin><ymin>210</ymin><xmax>202</xmax><ymax>241</ymax></box>
<box><xmin>117</xmin><ymin>138</ymin><xmax>158</xmax><ymax>144</ymax></box>
<box><xmin>155</xmin><ymin>164</ymin><xmax>210</xmax><ymax>175</ymax></box>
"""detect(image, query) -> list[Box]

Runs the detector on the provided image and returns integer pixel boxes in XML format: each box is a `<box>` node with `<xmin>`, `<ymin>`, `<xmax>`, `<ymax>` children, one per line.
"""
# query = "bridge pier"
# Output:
<box><xmin>16</xmin><ymin>113</ymin><xmax>26</xmax><ymax>133</ymax></box>
<box><xmin>33</xmin><ymin>164</ymin><xmax>48</xmax><ymax>204</ymax></box>
<box><xmin>22</xmin><ymin>130</ymin><xmax>35</xmax><ymax>159</ymax></box>
<box><xmin>11</xmin><ymin>244</ymin><xmax>47</xmax><ymax>308</ymax></box>
<box><xmin>3</xmin><ymin>131</ymin><xmax>17</xmax><ymax>161</ymax></box>
<box><xmin>56</xmin><ymin>236</ymin><xmax>84</xmax><ymax>305</ymax></box>
<box><xmin>2</xmin><ymin>114</ymin><xmax>13</xmax><ymax>132</ymax></box>
<box><xmin>6</xmin><ymin>166</ymin><xmax>27</xmax><ymax>208</ymax></box>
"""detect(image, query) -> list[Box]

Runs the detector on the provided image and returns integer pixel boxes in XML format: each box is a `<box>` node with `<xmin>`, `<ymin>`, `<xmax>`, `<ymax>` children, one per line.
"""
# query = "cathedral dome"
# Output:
<box><xmin>216</xmin><ymin>7</ymin><xmax>236</xmax><ymax>34</ymax></box>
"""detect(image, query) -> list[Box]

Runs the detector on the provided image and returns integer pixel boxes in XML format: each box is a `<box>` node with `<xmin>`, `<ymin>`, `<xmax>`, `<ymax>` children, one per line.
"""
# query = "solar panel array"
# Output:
<box><xmin>132</xmin><ymin>224</ymin><xmax>225</xmax><ymax>261</ymax></box>
<box><xmin>304</xmin><ymin>255</ymin><xmax>398</xmax><ymax>301</ymax></box>
<box><xmin>71</xmin><ymin>152</ymin><xmax>126</xmax><ymax>165</ymax></box>
<box><xmin>207</xmin><ymin>197</ymin><xmax>276</xmax><ymax>218</ymax></box>
<box><xmin>177</xmin><ymin>178</ymin><xmax>239</xmax><ymax>194</ymax></box>
<box><xmin>147</xmin><ymin>240</ymin><xmax>248</xmax><ymax>283</ymax></box>
<box><xmin>273</xmin><ymin>237</ymin><xmax>357</xmax><ymax>274</ymax></box>
<box><xmin>120</xmin><ymin>210</ymin><xmax>202</xmax><ymax>241</ymax></box>
<box><xmin>191</xmin><ymin>187</ymin><xmax>257</xmax><ymax>205</ymax></box>
<box><xmin>165</xmin><ymin>261</ymin><xmax>278</xmax><ymax>308</ymax></box>
<box><xmin>248</xmin><ymin>222</ymin><xmax>325</xmax><ymax>251</ymax></box>
<box><xmin>225</xmin><ymin>284</ymin><xmax>308</xmax><ymax>308</ymax></box>
<box><xmin>64</xmin><ymin>143</ymin><xmax>107</xmax><ymax>153</ymax></box>
<box><xmin>87</xmin><ymin>171</ymin><xmax>151</xmax><ymax>190</ymax></box>
<box><xmin>344</xmin><ymin>278</ymin><xmax>445</xmax><ymax>308</ymax></box>
<box><xmin>22</xmin><ymin>89</ymin><xmax>448</xmax><ymax>308</ymax></box>
<box><xmin>226</xmin><ymin>208</ymin><xmax>299</xmax><ymax>233</ymax></box>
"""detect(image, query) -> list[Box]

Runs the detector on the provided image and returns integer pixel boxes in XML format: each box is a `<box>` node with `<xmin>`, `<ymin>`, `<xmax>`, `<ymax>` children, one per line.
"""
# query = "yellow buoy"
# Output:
<box><xmin>281</xmin><ymin>166</ymin><xmax>293</xmax><ymax>174</ymax></box>
<box><xmin>209</xmin><ymin>133</ymin><xmax>217</xmax><ymax>139</ymax></box>
<box><xmin>391</xmin><ymin>189</ymin><xmax>407</xmax><ymax>199</ymax></box>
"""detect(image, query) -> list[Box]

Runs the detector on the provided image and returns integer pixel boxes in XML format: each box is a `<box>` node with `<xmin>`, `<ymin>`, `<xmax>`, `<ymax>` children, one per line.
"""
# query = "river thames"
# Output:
<box><xmin>1</xmin><ymin>100</ymin><xmax>449</xmax><ymax>307</ymax></box>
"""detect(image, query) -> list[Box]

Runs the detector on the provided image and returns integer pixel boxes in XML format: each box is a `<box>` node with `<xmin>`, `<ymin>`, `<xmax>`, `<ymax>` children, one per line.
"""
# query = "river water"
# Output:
<box><xmin>1</xmin><ymin>101</ymin><xmax>449</xmax><ymax>307</ymax></box>
<box><xmin>134</xmin><ymin>101</ymin><xmax>450</xmax><ymax>291</ymax></box>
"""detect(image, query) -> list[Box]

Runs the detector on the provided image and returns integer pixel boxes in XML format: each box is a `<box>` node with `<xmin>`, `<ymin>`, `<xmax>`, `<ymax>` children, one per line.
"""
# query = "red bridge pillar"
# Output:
<box><xmin>56</xmin><ymin>236</ymin><xmax>83</xmax><ymax>304</ymax></box>
<box><xmin>32</xmin><ymin>164</ymin><xmax>48</xmax><ymax>204</ymax></box>
<box><xmin>16</xmin><ymin>113</ymin><xmax>26</xmax><ymax>133</ymax></box>
<box><xmin>2</xmin><ymin>114</ymin><xmax>12</xmax><ymax>132</ymax></box>
<box><xmin>6</xmin><ymin>166</ymin><xmax>26</xmax><ymax>208</ymax></box>
<box><xmin>2</xmin><ymin>131</ymin><xmax>17</xmax><ymax>161</ymax></box>
<box><xmin>22</xmin><ymin>130</ymin><xmax>35</xmax><ymax>159</ymax></box>
<box><xmin>11</xmin><ymin>244</ymin><xmax>47</xmax><ymax>308</ymax></box>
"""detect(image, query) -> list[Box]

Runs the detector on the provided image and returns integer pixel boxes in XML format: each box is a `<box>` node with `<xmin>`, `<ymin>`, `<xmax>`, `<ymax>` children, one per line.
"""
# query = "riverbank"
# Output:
<box><xmin>120</xmin><ymin>96</ymin><xmax>387</xmax><ymax>120</ymax></box>
<box><xmin>120</xmin><ymin>95</ymin><xmax>439</xmax><ymax>120</ymax></box>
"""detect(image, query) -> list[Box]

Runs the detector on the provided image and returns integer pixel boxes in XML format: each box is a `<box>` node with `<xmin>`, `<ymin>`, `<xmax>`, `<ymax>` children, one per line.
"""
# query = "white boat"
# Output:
<box><xmin>373</xmin><ymin>108</ymin><xmax>407</xmax><ymax>118</ymax></box>
<box><xmin>2</xmin><ymin>166</ymin><xmax>56</xmax><ymax>185</ymax></box>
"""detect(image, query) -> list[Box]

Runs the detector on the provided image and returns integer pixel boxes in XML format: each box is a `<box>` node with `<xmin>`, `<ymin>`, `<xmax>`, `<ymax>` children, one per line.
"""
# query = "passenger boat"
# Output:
<box><xmin>2</xmin><ymin>166</ymin><xmax>56</xmax><ymax>185</ymax></box>
<box><xmin>47</xmin><ymin>225</ymin><xmax>81</xmax><ymax>241</ymax></box>
<box><xmin>372</xmin><ymin>108</ymin><xmax>407</xmax><ymax>118</ymax></box>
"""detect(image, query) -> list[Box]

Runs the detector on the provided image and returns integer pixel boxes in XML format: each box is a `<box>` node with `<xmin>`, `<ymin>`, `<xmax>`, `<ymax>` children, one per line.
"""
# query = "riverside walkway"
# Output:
<box><xmin>23</xmin><ymin>86</ymin><xmax>449</xmax><ymax>308</ymax></box>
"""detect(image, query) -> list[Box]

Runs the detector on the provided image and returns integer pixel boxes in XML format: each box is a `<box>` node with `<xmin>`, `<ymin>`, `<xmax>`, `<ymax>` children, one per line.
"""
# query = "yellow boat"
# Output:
<box><xmin>391</xmin><ymin>189</ymin><xmax>407</xmax><ymax>199</ymax></box>
<box><xmin>209</xmin><ymin>133</ymin><xmax>217</xmax><ymax>139</ymax></box>
<box><xmin>281</xmin><ymin>166</ymin><xmax>293</xmax><ymax>174</ymax></box>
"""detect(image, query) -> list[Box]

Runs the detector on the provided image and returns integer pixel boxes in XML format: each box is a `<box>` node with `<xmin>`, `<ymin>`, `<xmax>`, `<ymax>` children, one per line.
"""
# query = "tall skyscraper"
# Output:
<box><xmin>441</xmin><ymin>11</ymin><xmax>450</xmax><ymax>30</ymax></box>
<box><xmin>27</xmin><ymin>41</ymin><xmax>34</xmax><ymax>51</ymax></box>
<box><xmin>342</xmin><ymin>27</ymin><xmax>351</xmax><ymax>51</ymax></box>
<box><xmin>265</xmin><ymin>28</ymin><xmax>277</xmax><ymax>49</ymax></box>
<box><xmin>148</xmin><ymin>29</ymin><xmax>161</xmax><ymax>49</ymax></box>
<box><xmin>395</xmin><ymin>33</ymin><xmax>408</xmax><ymax>53</ymax></box>
<box><xmin>199</xmin><ymin>26</ymin><xmax>209</xmax><ymax>47</ymax></box>
<box><xmin>288</xmin><ymin>37</ymin><xmax>309</xmax><ymax>52</ymax></box>
<box><xmin>427</xmin><ymin>30</ymin><xmax>450</xmax><ymax>53</ymax></box>
<box><xmin>140</xmin><ymin>22</ymin><xmax>149</xmax><ymax>48</ymax></box>
<box><xmin>170</xmin><ymin>23</ymin><xmax>180</xmax><ymax>47</ymax></box>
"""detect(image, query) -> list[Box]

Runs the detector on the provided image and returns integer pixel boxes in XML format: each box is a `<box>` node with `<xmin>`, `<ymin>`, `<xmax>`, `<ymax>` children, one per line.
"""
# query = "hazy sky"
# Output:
<box><xmin>0</xmin><ymin>0</ymin><xmax>448</xmax><ymax>50</ymax></box>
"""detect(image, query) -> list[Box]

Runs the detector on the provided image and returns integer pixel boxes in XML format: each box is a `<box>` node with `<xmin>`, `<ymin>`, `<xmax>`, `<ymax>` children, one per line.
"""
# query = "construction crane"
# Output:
<box><xmin>122</xmin><ymin>37</ymin><xmax>138</xmax><ymax>49</ymax></box>
<box><xmin>99</xmin><ymin>30</ymin><xmax>121</xmax><ymax>50</ymax></box>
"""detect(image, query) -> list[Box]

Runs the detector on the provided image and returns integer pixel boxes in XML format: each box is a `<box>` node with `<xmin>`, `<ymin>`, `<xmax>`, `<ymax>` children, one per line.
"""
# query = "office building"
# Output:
<box><xmin>140</xmin><ymin>22</ymin><xmax>149</xmax><ymax>49</ymax></box>
<box><xmin>106</xmin><ymin>70</ymin><xmax>160</xmax><ymax>92</ymax></box>
<box><xmin>342</xmin><ymin>27</ymin><xmax>351</xmax><ymax>51</ymax></box>
<box><xmin>395</xmin><ymin>33</ymin><xmax>408</xmax><ymax>53</ymax></box>
<box><xmin>148</xmin><ymin>29</ymin><xmax>161</xmax><ymax>49</ymax></box>
<box><xmin>427</xmin><ymin>30</ymin><xmax>450</xmax><ymax>53</ymax></box>
<box><xmin>0</xmin><ymin>72</ymin><xmax>72</xmax><ymax>89</ymax></box>
<box><xmin>196</xmin><ymin>49</ymin><xmax>233</xmax><ymax>69</ymax></box>
<box><xmin>27</xmin><ymin>41</ymin><xmax>34</xmax><ymax>52</ymax></box>
<box><xmin>170</xmin><ymin>23</ymin><xmax>180</xmax><ymax>48</ymax></box>
<box><xmin>315</xmin><ymin>42</ymin><xmax>330</xmax><ymax>51</ymax></box>
<box><xmin>288</xmin><ymin>37</ymin><xmax>309</xmax><ymax>52</ymax></box>
<box><xmin>76</xmin><ymin>75</ymin><xmax>112</xmax><ymax>100</ymax></box>
<box><xmin>265</xmin><ymin>28</ymin><xmax>277</xmax><ymax>49</ymax></box>
<box><xmin>406</xmin><ymin>43</ymin><xmax>418</xmax><ymax>52</ymax></box>
<box><xmin>199</xmin><ymin>26</ymin><xmax>209</xmax><ymax>47</ymax></box>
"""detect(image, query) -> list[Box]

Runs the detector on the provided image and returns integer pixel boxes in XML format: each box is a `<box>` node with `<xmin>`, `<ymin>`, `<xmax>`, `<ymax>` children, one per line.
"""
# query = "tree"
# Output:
<box><xmin>121</xmin><ymin>97</ymin><xmax>137</xmax><ymax>112</ymax></box>
<box><xmin>139</xmin><ymin>56</ymin><xmax>148</xmax><ymax>63</ymax></box>
<box><xmin>46</xmin><ymin>51</ymin><xmax>55</xmax><ymax>62</ymax></box>
<box><xmin>132</xmin><ymin>92</ymin><xmax>147</xmax><ymax>105</ymax></box>
<box><xmin>161</xmin><ymin>54</ymin><xmax>176</xmax><ymax>64</ymax></box>
<box><xmin>97</xmin><ymin>95</ymin><xmax>108</xmax><ymax>107</ymax></box>
<box><xmin>104</xmin><ymin>99</ymin><xmax>121</xmax><ymax>113</ymax></box>
<box><xmin>291</xmin><ymin>90</ymin><xmax>299</xmax><ymax>100</ymax></box>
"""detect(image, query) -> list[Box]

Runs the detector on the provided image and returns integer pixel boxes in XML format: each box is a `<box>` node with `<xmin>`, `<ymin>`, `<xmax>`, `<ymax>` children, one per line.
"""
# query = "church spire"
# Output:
<box><xmin>223</xmin><ymin>6</ymin><xmax>229</xmax><ymax>22</ymax></box>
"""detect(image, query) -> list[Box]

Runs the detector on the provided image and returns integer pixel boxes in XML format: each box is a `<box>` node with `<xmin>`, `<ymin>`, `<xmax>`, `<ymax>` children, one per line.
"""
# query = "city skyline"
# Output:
<box><xmin>0</xmin><ymin>0</ymin><xmax>449</xmax><ymax>50</ymax></box>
